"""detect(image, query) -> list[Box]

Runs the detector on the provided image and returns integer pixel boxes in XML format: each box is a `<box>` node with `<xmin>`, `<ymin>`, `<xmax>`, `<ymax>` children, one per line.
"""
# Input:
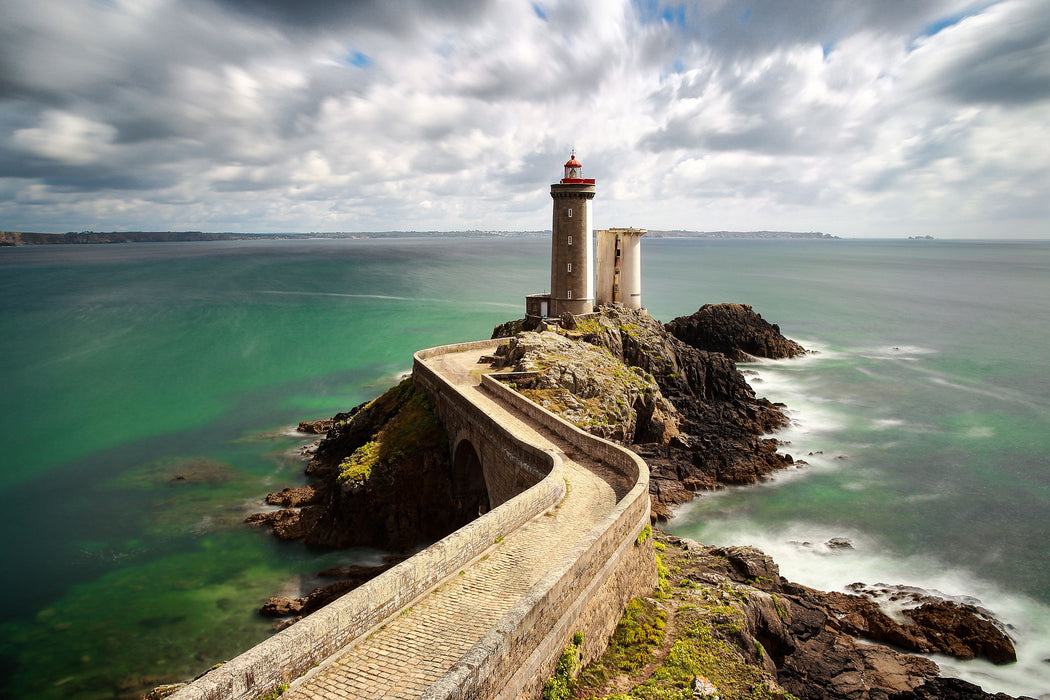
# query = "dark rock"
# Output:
<box><xmin>259</xmin><ymin>560</ymin><xmax>403</xmax><ymax>621</ymax></box>
<box><xmin>265</xmin><ymin>484</ymin><xmax>323</xmax><ymax>508</ymax></box>
<box><xmin>665</xmin><ymin>303</ymin><xmax>807</xmax><ymax>361</ymax></box>
<box><xmin>656</xmin><ymin>531</ymin><xmax>1027</xmax><ymax>700</ymax></box>
<box><xmin>248</xmin><ymin>377</ymin><xmax>485</xmax><ymax>551</ymax></box>
<box><xmin>496</xmin><ymin>306</ymin><xmax>798</xmax><ymax>519</ymax></box>
<box><xmin>890</xmin><ymin>676</ymin><xmax>1035</xmax><ymax>700</ymax></box>
<box><xmin>826</xmin><ymin>537</ymin><xmax>855</xmax><ymax>550</ymax></box>
<box><xmin>904</xmin><ymin>600</ymin><xmax>1017</xmax><ymax>664</ymax></box>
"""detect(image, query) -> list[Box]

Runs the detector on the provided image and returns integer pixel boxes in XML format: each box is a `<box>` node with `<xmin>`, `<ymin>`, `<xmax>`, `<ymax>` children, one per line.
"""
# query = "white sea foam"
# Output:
<box><xmin>257</xmin><ymin>289</ymin><xmax>520</xmax><ymax>310</ymax></box>
<box><xmin>671</xmin><ymin>519</ymin><xmax>1050</xmax><ymax>698</ymax></box>
<box><xmin>926</xmin><ymin>374</ymin><xmax>1045</xmax><ymax>410</ymax></box>
<box><xmin>860</xmin><ymin>344</ymin><xmax>939</xmax><ymax>360</ymax></box>
<box><xmin>870</xmin><ymin>418</ymin><xmax>905</xmax><ymax>430</ymax></box>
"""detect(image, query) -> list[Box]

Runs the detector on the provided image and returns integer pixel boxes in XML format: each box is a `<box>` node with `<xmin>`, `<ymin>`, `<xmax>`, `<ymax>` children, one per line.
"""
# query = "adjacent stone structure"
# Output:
<box><xmin>595</xmin><ymin>227</ymin><xmax>646</xmax><ymax>310</ymax></box>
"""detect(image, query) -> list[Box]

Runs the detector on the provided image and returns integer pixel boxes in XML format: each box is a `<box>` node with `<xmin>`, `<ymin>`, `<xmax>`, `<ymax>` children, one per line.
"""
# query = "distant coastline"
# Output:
<box><xmin>0</xmin><ymin>229</ymin><xmax>836</xmax><ymax>246</ymax></box>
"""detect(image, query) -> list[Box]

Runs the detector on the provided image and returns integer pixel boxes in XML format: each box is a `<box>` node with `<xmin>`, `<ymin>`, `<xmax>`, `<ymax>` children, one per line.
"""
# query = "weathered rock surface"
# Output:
<box><xmin>666</xmin><ymin>303</ymin><xmax>808</xmax><ymax>361</ymax></box>
<box><xmin>259</xmin><ymin>560</ymin><xmax>406</xmax><ymax>627</ymax></box>
<box><xmin>247</xmin><ymin>378</ymin><xmax>485</xmax><ymax>551</ymax></box>
<box><xmin>658</xmin><ymin>532</ymin><xmax>1029</xmax><ymax>700</ymax></box>
<box><xmin>494</xmin><ymin>330</ymin><xmax>680</xmax><ymax>445</ymax></box>
<box><xmin>493</xmin><ymin>305</ymin><xmax>799</xmax><ymax>519</ymax></box>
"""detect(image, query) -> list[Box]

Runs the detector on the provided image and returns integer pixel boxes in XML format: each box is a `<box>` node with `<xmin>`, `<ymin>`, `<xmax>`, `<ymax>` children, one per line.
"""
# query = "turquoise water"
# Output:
<box><xmin>0</xmin><ymin>238</ymin><xmax>1047</xmax><ymax>698</ymax></box>
<box><xmin>0</xmin><ymin>239</ymin><xmax>542</xmax><ymax>699</ymax></box>
<box><xmin>647</xmin><ymin>239</ymin><xmax>1050</xmax><ymax>698</ymax></box>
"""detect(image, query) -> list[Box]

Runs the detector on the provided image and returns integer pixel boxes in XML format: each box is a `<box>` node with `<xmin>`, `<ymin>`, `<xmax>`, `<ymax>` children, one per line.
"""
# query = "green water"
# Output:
<box><xmin>1</xmin><ymin>237</ymin><xmax>1048</xmax><ymax>698</ymax></box>
<box><xmin>0</xmin><ymin>238</ymin><xmax>542</xmax><ymax>699</ymax></box>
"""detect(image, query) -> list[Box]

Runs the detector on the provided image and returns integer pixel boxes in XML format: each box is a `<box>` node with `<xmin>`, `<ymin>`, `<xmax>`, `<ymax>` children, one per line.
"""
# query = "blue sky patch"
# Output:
<box><xmin>634</xmin><ymin>0</ymin><xmax>688</xmax><ymax>29</ymax></box>
<box><xmin>344</xmin><ymin>50</ymin><xmax>372</xmax><ymax>69</ymax></box>
<box><xmin>532</xmin><ymin>2</ymin><xmax>548</xmax><ymax>21</ymax></box>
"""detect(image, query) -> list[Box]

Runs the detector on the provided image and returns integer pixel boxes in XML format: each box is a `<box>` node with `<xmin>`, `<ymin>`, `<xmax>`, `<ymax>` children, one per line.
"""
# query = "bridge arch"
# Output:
<box><xmin>451</xmin><ymin>437</ymin><xmax>489</xmax><ymax>517</ymax></box>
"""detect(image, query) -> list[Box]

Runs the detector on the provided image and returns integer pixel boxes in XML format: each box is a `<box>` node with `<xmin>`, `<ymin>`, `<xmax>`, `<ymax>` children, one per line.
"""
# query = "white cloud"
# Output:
<box><xmin>13</xmin><ymin>110</ymin><xmax>118</xmax><ymax>165</ymax></box>
<box><xmin>0</xmin><ymin>0</ymin><xmax>1048</xmax><ymax>237</ymax></box>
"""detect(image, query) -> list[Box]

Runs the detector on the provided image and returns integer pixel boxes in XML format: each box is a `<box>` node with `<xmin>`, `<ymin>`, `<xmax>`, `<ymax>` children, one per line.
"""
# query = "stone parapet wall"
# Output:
<box><xmin>168</xmin><ymin>337</ymin><xmax>655</xmax><ymax>700</ymax></box>
<box><xmin>168</xmin><ymin>339</ymin><xmax>562</xmax><ymax>700</ymax></box>
<box><xmin>421</xmin><ymin>375</ymin><xmax>656</xmax><ymax>700</ymax></box>
<box><xmin>413</xmin><ymin>341</ymin><xmax>549</xmax><ymax>506</ymax></box>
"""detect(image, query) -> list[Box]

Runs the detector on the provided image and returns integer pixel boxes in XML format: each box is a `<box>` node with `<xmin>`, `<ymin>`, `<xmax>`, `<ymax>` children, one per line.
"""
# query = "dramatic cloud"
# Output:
<box><xmin>1</xmin><ymin>0</ymin><xmax>1048</xmax><ymax>237</ymax></box>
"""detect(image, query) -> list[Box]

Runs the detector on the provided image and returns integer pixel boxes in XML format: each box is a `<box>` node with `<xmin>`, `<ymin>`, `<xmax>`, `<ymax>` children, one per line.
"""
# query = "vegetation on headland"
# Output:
<box><xmin>336</xmin><ymin>383</ymin><xmax>445</xmax><ymax>486</ymax></box>
<box><xmin>549</xmin><ymin>536</ymin><xmax>796</xmax><ymax>700</ymax></box>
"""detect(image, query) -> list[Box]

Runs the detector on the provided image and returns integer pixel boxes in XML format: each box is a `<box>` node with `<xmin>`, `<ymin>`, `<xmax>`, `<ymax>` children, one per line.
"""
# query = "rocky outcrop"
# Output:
<box><xmin>259</xmin><ymin>559</ymin><xmax>407</xmax><ymax>629</ymax></box>
<box><xmin>494</xmin><ymin>330</ymin><xmax>680</xmax><ymax>445</ymax></box>
<box><xmin>666</xmin><ymin>303</ymin><xmax>808</xmax><ymax>361</ymax></box>
<box><xmin>247</xmin><ymin>377</ymin><xmax>485</xmax><ymax>552</ymax></box>
<box><xmin>649</xmin><ymin>532</ymin><xmax>1028</xmax><ymax>700</ymax></box>
<box><xmin>493</xmin><ymin>305</ymin><xmax>800</xmax><ymax>519</ymax></box>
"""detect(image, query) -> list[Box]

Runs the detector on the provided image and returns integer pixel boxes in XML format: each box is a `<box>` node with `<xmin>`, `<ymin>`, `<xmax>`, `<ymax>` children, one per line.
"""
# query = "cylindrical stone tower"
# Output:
<box><xmin>596</xmin><ymin>227</ymin><xmax>647</xmax><ymax>310</ymax></box>
<box><xmin>549</xmin><ymin>151</ymin><xmax>595</xmax><ymax>316</ymax></box>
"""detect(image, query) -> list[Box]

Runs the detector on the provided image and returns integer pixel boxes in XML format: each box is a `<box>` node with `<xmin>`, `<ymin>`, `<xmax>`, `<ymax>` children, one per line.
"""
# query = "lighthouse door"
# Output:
<box><xmin>540</xmin><ymin>300</ymin><xmax>548</xmax><ymax>317</ymax></box>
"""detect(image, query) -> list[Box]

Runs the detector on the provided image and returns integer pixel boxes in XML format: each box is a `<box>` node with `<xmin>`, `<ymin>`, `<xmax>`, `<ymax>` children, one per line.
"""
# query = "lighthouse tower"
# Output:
<box><xmin>548</xmin><ymin>151</ymin><xmax>596</xmax><ymax>316</ymax></box>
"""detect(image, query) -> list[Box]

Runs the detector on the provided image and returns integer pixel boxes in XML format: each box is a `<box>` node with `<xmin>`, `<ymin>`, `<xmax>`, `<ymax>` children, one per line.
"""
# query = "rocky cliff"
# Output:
<box><xmin>665</xmin><ymin>303</ymin><xmax>808</xmax><ymax>361</ymax></box>
<box><xmin>493</xmin><ymin>304</ymin><xmax>801</xmax><ymax>519</ymax></box>
<box><xmin>247</xmin><ymin>377</ymin><xmax>485</xmax><ymax>552</ymax></box>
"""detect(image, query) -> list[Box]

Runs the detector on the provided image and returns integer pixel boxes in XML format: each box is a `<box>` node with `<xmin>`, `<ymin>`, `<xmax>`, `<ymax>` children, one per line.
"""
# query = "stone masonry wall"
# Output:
<box><xmin>168</xmin><ymin>337</ymin><xmax>655</xmax><ymax>700</ymax></box>
<box><xmin>168</xmin><ymin>341</ymin><xmax>564</xmax><ymax>700</ymax></box>
<box><xmin>421</xmin><ymin>374</ymin><xmax>657</xmax><ymax>700</ymax></box>
<box><xmin>413</xmin><ymin>341</ymin><xmax>548</xmax><ymax>506</ymax></box>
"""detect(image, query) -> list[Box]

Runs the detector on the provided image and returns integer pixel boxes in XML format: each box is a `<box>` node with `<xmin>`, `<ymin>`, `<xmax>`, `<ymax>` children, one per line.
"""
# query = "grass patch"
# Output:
<box><xmin>575</xmin><ymin>598</ymin><xmax>667</xmax><ymax>692</ymax></box>
<box><xmin>337</xmin><ymin>385</ymin><xmax>445</xmax><ymax>485</ymax></box>
<box><xmin>543</xmin><ymin>631</ymin><xmax>585</xmax><ymax>700</ymax></box>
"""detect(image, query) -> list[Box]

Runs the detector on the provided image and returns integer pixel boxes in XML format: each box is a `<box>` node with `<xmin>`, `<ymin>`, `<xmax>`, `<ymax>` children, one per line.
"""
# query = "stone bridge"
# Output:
<box><xmin>170</xmin><ymin>338</ymin><xmax>656</xmax><ymax>700</ymax></box>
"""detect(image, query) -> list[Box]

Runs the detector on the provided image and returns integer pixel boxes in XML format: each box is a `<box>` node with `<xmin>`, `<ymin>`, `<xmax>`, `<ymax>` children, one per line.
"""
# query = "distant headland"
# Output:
<box><xmin>0</xmin><ymin>229</ymin><xmax>837</xmax><ymax>246</ymax></box>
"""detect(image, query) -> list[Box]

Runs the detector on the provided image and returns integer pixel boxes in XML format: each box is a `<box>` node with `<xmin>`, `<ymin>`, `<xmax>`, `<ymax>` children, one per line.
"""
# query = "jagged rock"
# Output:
<box><xmin>494</xmin><ymin>306</ymin><xmax>797</xmax><ymax>518</ymax></box>
<box><xmin>890</xmin><ymin>677</ymin><xmax>1035</xmax><ymax>700</ymax></box>
<box><xmin>904</xmin><ymin>600</ymin><xmax>1017</xmax><ymax>664</ymax></box>
<box><xmin>666</xmin><ymin>303</ymin><xmax>808</xmax><ymax>361</ymax></box>
<box><xmin>247</xmin><ymin>378</ymin><xmax>484</xmax><ymax>551</ymax></box>
<box><xmin>657</xmin><ymin>532</ymin><xmax>1024</xmax><ymax>700</ymax></box>
<box><xmin>265</xmin><ymin>484</ymin><xmax>322</xmax><ymax>508</ymax></box>
<box><xmin>498</xmin><ymin>330</ymin><xmax>680</xmax><ymax>445</ymax></box>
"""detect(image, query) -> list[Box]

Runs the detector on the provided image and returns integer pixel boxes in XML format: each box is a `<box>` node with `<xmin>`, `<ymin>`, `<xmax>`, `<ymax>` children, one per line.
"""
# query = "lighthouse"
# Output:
<box><xmin>526</xmin><ymin>151</ymin><xmax>644</xmax><ymax>321</ymax></box>
<box><xmin>547</xmin><ymin>151</ymin><xmax>596</xmax><ymax>316</ymax></box>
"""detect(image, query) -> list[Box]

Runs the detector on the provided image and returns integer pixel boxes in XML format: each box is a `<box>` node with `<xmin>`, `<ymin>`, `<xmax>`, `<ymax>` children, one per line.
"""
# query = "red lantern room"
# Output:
<box><xmin>561</xmin><ymin>150</ymin><xmax>595</xmax><ymax>184</ymax></box>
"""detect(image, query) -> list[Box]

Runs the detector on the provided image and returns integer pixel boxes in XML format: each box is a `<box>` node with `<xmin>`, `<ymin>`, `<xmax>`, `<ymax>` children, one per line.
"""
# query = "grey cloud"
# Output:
<box><xmin>932</xmin><ymin>1</ymin><xmax>1050</xmax><ymax>104</ymax></box>
<box><xmin>209</xmin><ymin>0</ymin><xmax>495</xmax><ymax>34</ymax></box>
<box><xmin>649</xmin><ymin>0</ymin><xmax>965</xmax><ymax>57</ymax></box>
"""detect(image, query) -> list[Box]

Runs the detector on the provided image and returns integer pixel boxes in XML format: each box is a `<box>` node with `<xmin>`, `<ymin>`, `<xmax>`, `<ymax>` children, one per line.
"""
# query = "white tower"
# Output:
<box><xmin>596</xmin><ymin>228</ymin><xmax>646</xmax><ymax>310</ymax></box>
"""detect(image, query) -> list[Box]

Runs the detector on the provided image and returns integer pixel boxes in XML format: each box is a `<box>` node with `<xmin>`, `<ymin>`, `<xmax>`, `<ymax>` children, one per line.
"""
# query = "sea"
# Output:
<box><xmin>0</xmin><ymin>237</ymin><xmax>1047</xmax><ymax>699</ymax></box>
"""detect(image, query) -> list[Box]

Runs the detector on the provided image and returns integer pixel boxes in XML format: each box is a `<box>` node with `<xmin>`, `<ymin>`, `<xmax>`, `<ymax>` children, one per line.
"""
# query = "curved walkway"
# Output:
<box><xmin>282</xmin><ymin>346</ymin><xmax>620</xmax><ymax>699</ymax></box>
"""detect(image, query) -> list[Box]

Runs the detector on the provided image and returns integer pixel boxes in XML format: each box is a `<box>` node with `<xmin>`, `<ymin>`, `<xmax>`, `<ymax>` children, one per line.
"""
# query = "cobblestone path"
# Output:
<box><xmin>283</xmin><ymin>346</ymin><xmax>618</xmax><ymax>699</ymax></box>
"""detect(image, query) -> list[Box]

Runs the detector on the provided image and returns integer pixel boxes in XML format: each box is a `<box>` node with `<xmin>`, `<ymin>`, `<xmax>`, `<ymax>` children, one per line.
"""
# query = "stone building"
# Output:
<box><xmin>526</xmin><ymin>152</ymin><xmax>645</xmax><ymax>319</ymax></box>
<box><xmin>595</xmin><ymin>227</ymin><xmax>646</xmax><ymax>310</ymax></box>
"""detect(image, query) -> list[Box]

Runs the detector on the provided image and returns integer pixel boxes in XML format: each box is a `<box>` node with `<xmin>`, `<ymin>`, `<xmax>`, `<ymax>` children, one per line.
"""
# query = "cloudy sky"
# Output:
<box><xmin>1</xmin><ymin>0</ymin><xmax>1048</xmax><ymax>238</ymax></box>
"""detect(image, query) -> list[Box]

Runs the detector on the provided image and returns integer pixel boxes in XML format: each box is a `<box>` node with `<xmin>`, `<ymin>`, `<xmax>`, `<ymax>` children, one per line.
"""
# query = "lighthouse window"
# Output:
<box><xmin>567</xmin><ymin>290</ymin><xmax>572</xmax><ymax>299</ymax></box>
<box><xmin>567</xmin><ymin>208</ymin><xmax>573</xmax><ymax>218</ymax></box>
<box><xmin>567</xmin><ymin>235</ymin><xmax>572</xmax><ymax>246</ymax></box>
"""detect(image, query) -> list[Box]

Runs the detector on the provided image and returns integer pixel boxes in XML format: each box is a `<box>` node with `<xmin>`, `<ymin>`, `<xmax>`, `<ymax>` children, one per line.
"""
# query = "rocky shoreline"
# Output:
<box><xmin>243</xmin><ymin>303</ymin><xmax>1029</xmax><ymax>699</ymax></box>
<box><xmin>563</xmin><ymin>529</ymin><xmax>1027</xmax><ymax>700</ymax></box>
